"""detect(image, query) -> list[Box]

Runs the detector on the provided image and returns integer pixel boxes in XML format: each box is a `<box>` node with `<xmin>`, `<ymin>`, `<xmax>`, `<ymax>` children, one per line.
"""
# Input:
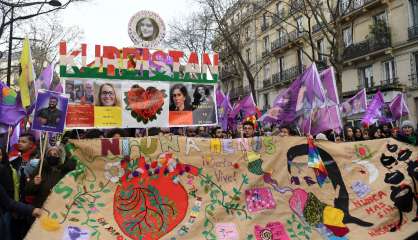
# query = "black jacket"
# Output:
<box><xmin>25</xmin><ymin>157</ymin><xmax>76</xmax><ymax>208</ymax></box>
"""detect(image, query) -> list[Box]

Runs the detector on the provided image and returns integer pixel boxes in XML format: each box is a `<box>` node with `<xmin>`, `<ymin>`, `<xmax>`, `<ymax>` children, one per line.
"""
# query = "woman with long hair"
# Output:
<box><xmin>169</xmin><ymin>84</ymin><xmax>192</xmax><ymax>111</ymax></box>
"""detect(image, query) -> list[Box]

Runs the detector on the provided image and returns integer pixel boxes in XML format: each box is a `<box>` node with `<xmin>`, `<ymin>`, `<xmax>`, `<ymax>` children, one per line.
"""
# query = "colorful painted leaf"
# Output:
<box><xmin>97</xmin><ymin>203</ymin><xmax>105</xmax><ymax>208</ymax></box>
<box><xmin>71</xmin><ymin>210</ymin><xmax>80</xmax><ymax>214</ymax></box>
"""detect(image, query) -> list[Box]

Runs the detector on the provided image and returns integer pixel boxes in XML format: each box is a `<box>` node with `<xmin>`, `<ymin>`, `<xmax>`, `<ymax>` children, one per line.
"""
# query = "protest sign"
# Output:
<box><xmin>64</xmin><ymin>79</ymin><xmax>217</xmax><ymax>128</ymax></box>
<box><xmin>32</xmin><ymin>90</ymin><xmax>68</xmax><ymax>133</ymax></box>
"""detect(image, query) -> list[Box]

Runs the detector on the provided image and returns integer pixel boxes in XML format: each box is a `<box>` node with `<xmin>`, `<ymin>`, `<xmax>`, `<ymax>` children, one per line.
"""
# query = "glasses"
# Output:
<box><xmin>101</xmin><ymin>91</ymin><xmax>114</xmax><ymax>96</ymax></box>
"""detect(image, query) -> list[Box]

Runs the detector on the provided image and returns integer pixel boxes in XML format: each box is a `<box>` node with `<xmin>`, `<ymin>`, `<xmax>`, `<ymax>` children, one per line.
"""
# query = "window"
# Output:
<box><xmin>278</xmin><ymin>56</ymin><xmax>285</xmax><ymax>73</ymax></box>
<box><xmin>264</xmin><ymin>93</ymin><xmax>269</xmax><ymax>108</ymax></box>
<box><xmin>264</xmin><ymin>63</ymin><xmax>271</xmax><ymax>80</ymax></box>
<box><xmin>278</xmin><ymin>28</ymin><xmax>285</xmax><ymax>41</ymax></box>
<box><xmin>359</xmin><ymin>65</ymin><xmax>374</xmax><ymax>88</ymax></box>
<box><xmin>411</xmin><ymin>0</ymin><xmax>418</xmax><ymax>26</ymax></box>
<box><xmin>373</xmin><ymin>12</ymin><xmax>387</xmax><ymax>24</ymax></box>
<box><xmin>317</xmin><ymin>39</ymin><xmax>325</xmax><ymax>61</ymax></box>
<box><xmin>382</xmin><ymin>59</ymin><xmax>396</xmax><ymax>83</ymax></box>
<box><xmin>343</xmin><ymin>26</ymin><xmax>353</xmax><ymax>47</ymax></box>
<box><xmin>276</xmin><ymin>3</ymin><xmax>281</xmax><ymax>14</ymax></box>
<box><xmin>341</xmin><ymin>0</ymin><xmax>350</xmax><ymax>13</ymax></box>
<box><xmin>296</xmin><ymin>17</ymin><xmax>303</xmax><ymax>34</ymax></box>
<box><xmin>246</xmin><ymin>49</ymin><xmax>251</xmax><ymax>64</ymax></box>
<box><xmin>263</xmin><ymin>13</ymin><xmax>268</xmax><ymax>26</ymax></box>
<box><xmin>264</xmin><ymin>36</ymin><xmax>270</xmax><ymax>51</ymax></box>
<box><xmin>297</xmin><ymin>48</ymin><xmax>304</xmax><ymax>69</ymax></box>
<box><xmin>245</xmin><ymin>27</ymin><xmax>250</xmax><ymax>39</ymax></box>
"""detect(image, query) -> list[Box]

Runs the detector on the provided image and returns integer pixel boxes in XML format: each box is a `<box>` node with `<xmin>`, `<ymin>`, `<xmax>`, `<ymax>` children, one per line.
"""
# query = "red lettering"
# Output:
<box><xmin>188</xmin><ymin>52</ymin><xmax>199</xmax><ymax>64</ymax></box>
<box><xmin>101</xmin><ymin>138</ymin><xmax>120</xmax><ymax>156</ymax></box>
<box><xmin>365</xmin><ymin>206</ymin><xmax>374</xmax><ymax>215</ymax></box>
<box><xmin>168</xmin><ymin>50</ymin><xmax>183</xmax><ymax>63</ymax></box>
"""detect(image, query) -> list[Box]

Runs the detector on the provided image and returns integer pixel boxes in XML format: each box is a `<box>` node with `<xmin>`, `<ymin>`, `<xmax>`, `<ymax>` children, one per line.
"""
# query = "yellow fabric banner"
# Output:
<box><xmin>26</xmin><ymin>137</ymin><xmax>418</xmax><ymax>240</ymax></box>
<box><xmin>18</xmin><ymin>38</ymin><xmax>36</xmax><ymax>108</ymax></box>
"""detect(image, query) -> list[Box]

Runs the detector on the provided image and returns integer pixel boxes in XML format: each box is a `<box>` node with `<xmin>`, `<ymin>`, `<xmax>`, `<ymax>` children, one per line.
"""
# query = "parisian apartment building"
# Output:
<box><xmin>217</xmin><ymin>0</ymin><xmax>418</xmax><ymax>125</ymax></box>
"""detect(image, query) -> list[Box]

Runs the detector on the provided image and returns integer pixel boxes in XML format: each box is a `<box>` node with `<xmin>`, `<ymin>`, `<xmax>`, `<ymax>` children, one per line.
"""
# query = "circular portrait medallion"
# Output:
<box><xmin>128</xmin><ymin>10</ymin><xmax>166</xmax><ymax>48</ymax></box>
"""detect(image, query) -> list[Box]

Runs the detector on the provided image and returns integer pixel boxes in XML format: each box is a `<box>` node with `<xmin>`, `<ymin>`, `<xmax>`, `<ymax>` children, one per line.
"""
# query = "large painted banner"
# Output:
<box><xmin>27</xmin><ymin>137</ymin><xmax>417</xmax><ymax>240</ymax></box>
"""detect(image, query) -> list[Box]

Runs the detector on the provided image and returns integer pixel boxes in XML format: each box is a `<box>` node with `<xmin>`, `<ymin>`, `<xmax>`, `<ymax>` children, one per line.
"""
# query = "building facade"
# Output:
<box><xmin>219</xmin><ymin>0</ymin><xmax>418</xmax><ymax>123</ymax></box>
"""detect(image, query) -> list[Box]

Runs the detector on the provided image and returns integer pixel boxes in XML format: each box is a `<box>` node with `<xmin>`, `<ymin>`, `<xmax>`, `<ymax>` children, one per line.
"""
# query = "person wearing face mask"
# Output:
<box><xmin>25</xmin><ymin>146</ymin><xmax>75</xmax><ymax>208</ymax></box>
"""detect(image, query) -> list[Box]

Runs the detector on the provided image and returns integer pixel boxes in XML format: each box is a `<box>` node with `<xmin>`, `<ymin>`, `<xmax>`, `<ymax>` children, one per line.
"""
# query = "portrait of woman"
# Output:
<box><xmin>96</xmin><ymin>83</ymin><xmax>119</xmax><ymax>107</ymax></box>
<box><xmin>192</xmin><ymin>85</ymin><xmax>213</xmax><ymax>109</ymax></box>
<box><xmin>169</xmin><ymin>84</ymin><xmax>192</xmax><ymax>111</ymax></box>
<box><xmin>136</xmin><ymin>17</ymin><xmax>159</xmax><ymax>41</ymax></box>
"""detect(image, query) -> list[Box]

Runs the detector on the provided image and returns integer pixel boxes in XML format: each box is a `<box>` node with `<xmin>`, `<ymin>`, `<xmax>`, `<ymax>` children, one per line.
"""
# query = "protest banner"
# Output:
<box><xmin>32</xmin><ymin>90</ymin><xmax>69</xmax><ymax>133</ymax></box>
<box><xmin>60</xmin><ymin>42</ymin><xmax>219</xmax><ymax>128</ymax></box>
<box><xmin>27</xmin><ymin>136</ymin><xmax>417</xmax><ymax>240</ymax></box>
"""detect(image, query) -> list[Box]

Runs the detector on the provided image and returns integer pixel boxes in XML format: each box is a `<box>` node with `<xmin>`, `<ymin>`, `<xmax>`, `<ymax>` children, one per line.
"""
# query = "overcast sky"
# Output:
<box><xmin>61</xmin><ymin>0</ymin><xmax>197</xmax><ymax>48</ymax></box>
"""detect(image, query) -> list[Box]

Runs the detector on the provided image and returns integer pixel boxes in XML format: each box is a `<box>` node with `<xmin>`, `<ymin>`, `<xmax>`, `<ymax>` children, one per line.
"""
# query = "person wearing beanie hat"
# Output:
<box><xmin>396</xmin><ymin>120</ymin><xmax>417</xmax><ymax>145</ymax></box>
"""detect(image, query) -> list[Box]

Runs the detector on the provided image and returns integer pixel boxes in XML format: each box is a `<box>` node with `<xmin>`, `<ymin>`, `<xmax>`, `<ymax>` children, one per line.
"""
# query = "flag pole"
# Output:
<box><xmin>6</xmin><ymin>126</ymin><xmax>12</xmax><ymax>153</ymax></box>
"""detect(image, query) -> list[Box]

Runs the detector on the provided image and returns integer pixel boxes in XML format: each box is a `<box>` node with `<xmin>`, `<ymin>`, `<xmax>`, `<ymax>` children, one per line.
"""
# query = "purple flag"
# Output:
<box><xmin>215</xmin><ymin>84</ymin><xmax>225</xmax><ymax>106</ymax></box>
<box><xmin>50</xmin><ymin>81</ymin><xmax>64</xmax><ymax>93</ymax></box>
<box><xmin>389</xmin><ymin>93</ymin><xmax>409</xmax><ymax>120</ymax></box>
<box><xmin>218</xmin><ymin>93</ymin><xmax>233</xmax><ymax>130</ymax></box>
<box><xmin>362</xmin><ymin>91</ymin><xmax>385</xmax><ymax>126</ymax></box>
<box><xmin>229</xmin><ymin>94</ymin><xmax>257</xmax><ymax>119</ymax></box>
<box><xmin>9</xmin><ymin>124</ymin><xmax>20</xmax><ymax>150</ymax></box>
<box><xmin>35</xmin><ymin>64</ymin><xmax>53</xmax><ymax>92</ymax></box>
<box><xmin>0</xmin><ymin>82</ymin><xmax>27</xmax><ymax>126</ymax></box>
<box><xmin>298</xmin><ymin>64</ymin><xmax>326</xmax><ymax>111</ymax></box>
<box><xmin>320</xmin><ymin>67</ymin><xmax>339</xmax><ymax>106</ymax></box>
<box><xmin>298</xmin><ymin>105</ymin><xmax>342</xmax><ymax>135</ymax></box>
<box><xmin>341</xmin><ymin>89</ymin><xmax>367</xmax><ymax>117</ymax></box>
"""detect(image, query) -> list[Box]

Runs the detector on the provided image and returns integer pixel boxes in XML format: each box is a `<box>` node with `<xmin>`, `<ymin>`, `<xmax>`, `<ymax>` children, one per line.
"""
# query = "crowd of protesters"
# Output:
<box><xmin>59</xmin><ymin>119</ymin><xmax>418</xmax><ymax>146</ymax></box>
<box><xmin>0</xmin><ymin>119</ymin><xmax>416</xmax><ymax>238</ymax></box>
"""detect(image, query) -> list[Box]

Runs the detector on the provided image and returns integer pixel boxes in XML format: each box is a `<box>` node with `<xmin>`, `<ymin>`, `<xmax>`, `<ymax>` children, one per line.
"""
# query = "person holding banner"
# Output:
<box><xmin>169</xmin><ymin>84</ymin><xmax>192</xmax><ymax>111</ymax></box>
<box><xmin>25</xmin><ymin>146</ymin><xmax>75</xmax><ymax>208</ymax></box>
<box><xmin>97</xmin><ymin>83</ymin><xmax>118</xmax><ymax>107</ymax></box>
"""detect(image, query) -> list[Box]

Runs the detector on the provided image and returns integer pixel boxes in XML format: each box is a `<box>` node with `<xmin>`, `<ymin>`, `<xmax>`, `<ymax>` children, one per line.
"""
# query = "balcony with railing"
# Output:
<box><xmin>380</xmin><ymin>78</ymin><xmax>400</xmax><ymax>87</ymax></box>
<box><xmin>270</xmin><ymin>30</ymin><xmax>303</xmax><ymax>53</ymax></box>
<box><xmin>272</xmin><ymin>10</ymin><xmax>286</xmax><ymax>25</ymax></box>
<box><xmin>343</xmin><ymin>36</ymin><xmax>391</xmax><ymax>61</ymax></box>
<box><xmin>409</xmin><ymin>74</ymin><xmax>418</xmax><ymax>88</ymax></box>
<box><xmin>408</xmin><ymin>25</ymin><xmax>418</xmax><ymax>40</ymax></box>
<box><xmin>341</xmin><ymin>0</ymin><xmax>382</xmax><ymax>17</ymax></box>
<box><xmin>270</xmin><ymin>65</ymin><xmax>306</xmax><ymax>86</ymax></box>
<box><xmin>263</xmin><ymin>78</ymin><xmax>272</xmax><ymax>88</ymax></box>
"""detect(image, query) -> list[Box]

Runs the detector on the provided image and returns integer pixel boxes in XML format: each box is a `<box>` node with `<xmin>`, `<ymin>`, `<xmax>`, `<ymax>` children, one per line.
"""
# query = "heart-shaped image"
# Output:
<box><xmin>113</xmin><ymin>154</ymin><xmax>198</xmax><ymax>240</ymax></box>
<box><xmin>124</xmin><ymin>85</ymin><xmax>167</xmax><ymax>124</ymax></box>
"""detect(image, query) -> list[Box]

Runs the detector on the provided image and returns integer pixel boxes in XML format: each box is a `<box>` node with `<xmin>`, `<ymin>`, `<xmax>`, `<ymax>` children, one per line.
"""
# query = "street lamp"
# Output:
<box><xmin>5</xmin><ymin>0</ymin><xmax>62</xmax><ymax>86</ymax></box>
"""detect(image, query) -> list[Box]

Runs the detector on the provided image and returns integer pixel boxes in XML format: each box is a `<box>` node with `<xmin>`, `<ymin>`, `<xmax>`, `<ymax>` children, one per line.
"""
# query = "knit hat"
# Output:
<box><xmin>315</xmin><ymin>133</ymin><xmax>328</xmax><ymax>141</ymax></box>
<box><xmin>400</xmin><ymin>120</ymin><xmax>415</xmax><ymax>130</ymax></box>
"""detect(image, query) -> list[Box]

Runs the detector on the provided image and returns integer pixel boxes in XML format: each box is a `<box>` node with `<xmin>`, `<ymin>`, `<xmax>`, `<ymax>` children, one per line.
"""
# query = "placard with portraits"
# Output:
<box><xmin>63</xmin><ymin>78</ymin><xmax>217</xmax><ymax>128</ymax></box>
